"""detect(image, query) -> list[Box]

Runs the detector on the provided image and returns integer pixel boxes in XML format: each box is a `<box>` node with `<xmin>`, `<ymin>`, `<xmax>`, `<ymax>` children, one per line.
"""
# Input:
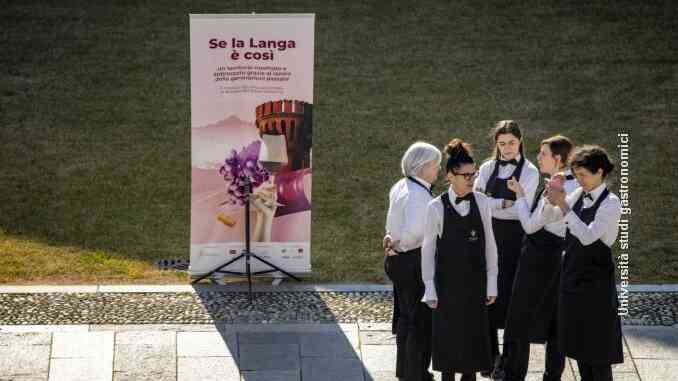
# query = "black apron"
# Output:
<box><xmin>485</xmin><ymin>157</ymin><xmax>526</xmax><ymax>329</ymax></box>
<box><xmin>504</xmin><ymin>187</ymin><xmax>564</xmax><ymax>343</ymax></box>
<box><xmin>558</xmin><ymin>188</ymin><xmax>624</xmax><ymax>365</ymax></box>
<box><xmin>432</xmin><ymin>192</ymin><xmax>492</xmax><ymax>373</ymax></box>
<box><xmin>389</xmin><ymin>176</ymin><xmax>433</xmax><ymax>335</ymax></box>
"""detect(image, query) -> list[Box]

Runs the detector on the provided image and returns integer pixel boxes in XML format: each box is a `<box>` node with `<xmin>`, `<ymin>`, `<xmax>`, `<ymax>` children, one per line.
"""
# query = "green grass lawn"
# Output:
<box><xmin>1</xmin><ymin>1</ymin><xmax>676</xmax><ymax>284</ymax></box>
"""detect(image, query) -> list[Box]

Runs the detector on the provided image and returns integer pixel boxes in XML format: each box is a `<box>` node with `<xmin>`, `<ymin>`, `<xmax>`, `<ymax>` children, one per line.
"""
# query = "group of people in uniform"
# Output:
<box><xmin>384</xmin><ymin>120</ymin><xmax>624</xmax><ymax>381</ymax></box>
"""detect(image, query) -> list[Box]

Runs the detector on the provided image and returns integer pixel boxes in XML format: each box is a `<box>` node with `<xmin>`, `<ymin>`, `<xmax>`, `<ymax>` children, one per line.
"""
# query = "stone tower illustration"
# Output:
<box><xmin>255</xmin><ymin>100</ymin><xmax>312</xmax><ymax>173</ymax></box>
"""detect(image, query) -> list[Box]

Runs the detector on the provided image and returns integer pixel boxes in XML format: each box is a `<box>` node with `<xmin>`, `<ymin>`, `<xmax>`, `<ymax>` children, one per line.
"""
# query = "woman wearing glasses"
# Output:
<box><xmin>473</xmin><ymin>120</ymin><xmax>540</xmax><ymax>378</ymax></box>
<box><xmin>421</xmin><ymin>138</ymin><xmax>498</xmax><ymax>381</ymax></box>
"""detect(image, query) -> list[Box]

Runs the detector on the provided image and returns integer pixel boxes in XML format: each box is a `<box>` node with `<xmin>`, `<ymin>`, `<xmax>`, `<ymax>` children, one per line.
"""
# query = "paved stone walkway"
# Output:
<box><xmin>1</xmin><ymin>323</ymin><xmax>677</xmax><ymax>380</ymax></box>
<box><xmin>1</xmin><ymin>285</ymin><xmax>676</xmax><ymax>380</ymax></box>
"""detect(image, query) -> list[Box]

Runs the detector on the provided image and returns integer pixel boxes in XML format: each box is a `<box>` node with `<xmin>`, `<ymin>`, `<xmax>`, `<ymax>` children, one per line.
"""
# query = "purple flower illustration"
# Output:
<box><xmin>219</xmin><ymin>141</ymin><xmax>270</xmax><ymax>206</ymax></box>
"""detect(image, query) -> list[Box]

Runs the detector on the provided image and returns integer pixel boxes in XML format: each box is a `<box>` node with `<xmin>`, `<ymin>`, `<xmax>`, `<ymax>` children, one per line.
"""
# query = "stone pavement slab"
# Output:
<box><xmin>49</xmin><ymin>358</ymin><xmax>110</xmax><ymax>381</ymax></box>
<box><xmin>50</xmin><ymin>331</ymin><xmax>114</xmax><ymax>381</ymax></box>
<box><xmin>0</xmin><ymin>321</ymin><xmax>669</xmax><ymax>381</ymax></box>
<box><xmin>97</xmin><ymin>285</ymin><xmax>196</xmax><ymax>293</ymax></box>
<box><xmin>177</xmin><ymin>331</ymin><xmax>237</xmax><ymax>357</ymax></box>
<box><xmin>357</xmin><ymin>323</ymin><xmax>391</xmax><ymax>332</ymax></box>
<box><xmin>0</xmin><ymin>333</ymin><xmax>51</xmax><ymax>381</ymax></box>
<box><xmin>359</xmin><ymin>330</ymin><xmax>396</xmax><ymax>345</ymax></box>
<box><xmin>363</xmin><ymin>370</ymin><xmax>396</xmax><ymax>381</ymax></box>
<box><xmin>238</xmin><ymin>331</ymin><xmax>359</xmax><ymax>357</ymax></box>
<box><xmin>232</xmin><ymin>323</ymin><xmax>358</xmax><ymax>333</ymax></box>
<box><xmin>301</xmin><ymin>357</ymin><xmax>365</xmax><ymax>381</ymax></box>
<box><xmin>114</xmin><ymin>331</ymin><xmax>176</xmax><ymax>381</ymax></box>
<box><xmin>361</xmin><ymin>344</ymin><xmax>397</xmax><ymax>372</ymax></box>
<box><xmin>623</xmin><ymin>325</ymin><xmax>678</xmax><ymax>359</ymax></box>
<box><xmin>238</xmin><ymin>332</ymin><xmax>300</xmax><ymax>345</ymax></box>
<box><xmin>0</xmin><ymin>325</ymin><xmax>88</xmax><ymax>333</ymax></box>
<box><xmin>238</xmin><ymin>343</ymin><xmax>300</xmax><ymax>371</ymax></box>
<box><xmin>241</xmin><ymin>370</ymin><xmax>301</xmax><ymax>381</ymax></box>
<box><xmin>299</xmin><ymin>332</ymin><xmax>360</xmax><ymax>358</ymax></box>
<box><xmin>90</xmin><ymin>324</ymin><xmax>218</xmax><ymax>332</ymax></box>
<box><xmin>0</xmin><ymin>286</ymin><xmax>98</xmax><ymax>294</ymax></box>
<box><xmin>177</xmin><ymin>357</ymin><xmax>240</xmax><ymax>381</ymax></box>
<box><xmin>634</xmin><ymin>358</ymin><xmax>678</xmax><ymax>380</ymax></box>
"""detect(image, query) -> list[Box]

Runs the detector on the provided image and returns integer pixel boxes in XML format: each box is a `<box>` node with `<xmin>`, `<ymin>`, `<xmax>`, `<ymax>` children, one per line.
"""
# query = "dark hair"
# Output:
<box><xmin>492</xmin><ymin>120</ymin><xmax>524</xmax><ymax>160</ymax></box>
<box><xmin>445</xmin><ymin>138</ymin><xmax>474</xmax><ymax>172</ymax></box>
<box><xmin>541</xmin><ymin>135</ymin><xmax>574</xmax><ymax>168</ymax></box>
<box><xmin>570</xmin><ymin>145</ymin><xmax>615</xmax><ymax>178</ymax></box>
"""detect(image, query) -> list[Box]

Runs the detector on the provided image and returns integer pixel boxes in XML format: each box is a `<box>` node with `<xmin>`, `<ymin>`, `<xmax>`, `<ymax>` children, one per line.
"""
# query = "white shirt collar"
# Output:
<box><xmin>447</xmin><ymin>186</ymin><xmax>471</xmax><ymax>203</ymax></box>
<box><xmin>412</xmin><ymin>176</ymin><xmax>431</xmax><ymax>189</ymax></box>
<box><xmin>586</xmin><ymin>182</ymin><xmax>607</xmax><ymax>202</ymax></box>
<box><xmin>499</xmin><ymin>153</ymin><xmax>522</xmax><ymax>163</ymax></box>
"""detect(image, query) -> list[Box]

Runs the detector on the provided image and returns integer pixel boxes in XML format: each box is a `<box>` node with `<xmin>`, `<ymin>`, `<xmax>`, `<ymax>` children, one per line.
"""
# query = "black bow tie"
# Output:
<box><xmin>498</xmin><ymin>158</ymin><xmax>519</xmax><ymax>166</ymax></box>
<box><xmin>455</xmin><ymin>193</ymin><xmax>473</xmax><ymax>204</ymax></box>
<box><xmin>583</xmin><ymin>192</ymin><xmax>594</xmax><ymax>201</ymax></box>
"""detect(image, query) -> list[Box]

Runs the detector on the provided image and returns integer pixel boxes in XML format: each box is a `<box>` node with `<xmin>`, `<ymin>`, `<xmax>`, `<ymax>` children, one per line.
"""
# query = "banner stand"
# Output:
<box><xmin>189</xmin><ymin>13</ymin><xmax>315</xmax><ymax>282</ymax></box>
<box><xmin>191</xmin><ymin>177</ymin><xmax>301</xmax><ymax>301</ymax></box>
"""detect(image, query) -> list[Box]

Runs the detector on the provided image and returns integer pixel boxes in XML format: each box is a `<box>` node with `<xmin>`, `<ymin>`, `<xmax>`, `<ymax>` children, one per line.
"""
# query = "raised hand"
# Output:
<box><xmin>506</xmin><ymin>176</ymin><xmax>524</xmax><ymax>198</ymax></box>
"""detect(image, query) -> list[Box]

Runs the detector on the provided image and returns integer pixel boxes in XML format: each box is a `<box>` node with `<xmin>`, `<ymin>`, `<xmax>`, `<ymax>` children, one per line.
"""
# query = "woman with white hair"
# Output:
<box><xmin>384</xmin><ymin>141</ymin><xmax>442</xmax><ymax>381</ymax></box>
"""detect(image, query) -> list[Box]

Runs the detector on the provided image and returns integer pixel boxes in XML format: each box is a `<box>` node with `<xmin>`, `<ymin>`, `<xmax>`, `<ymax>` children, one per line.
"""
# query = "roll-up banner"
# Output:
<box><xmin>189</xmin><ymin>14</ymin><xmax>315</xmax><ymax>277</ymax></box>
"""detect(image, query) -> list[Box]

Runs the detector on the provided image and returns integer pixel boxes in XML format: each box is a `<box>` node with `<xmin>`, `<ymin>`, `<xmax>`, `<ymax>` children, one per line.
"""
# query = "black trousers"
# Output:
<box><xmin>442</xmin><ymin>372</ymin><xmax>476</xmax><ymax>381</ymax></box>
<box><xmin>504</xmin><ymin>312</ymin><xmax>565</xmax><ymax>381</ymax></box>
<box><xmin>504</xmin><ymin>340</ymin><xmax>565</xmax><ymax>381</ymax></box>
<box><xmin>489</xmin><ymin>326</ymin><xmax>504</xmax><ymax>364</ymax></box>
<box><xmin>385</xmin><ymin>250</ymin><xmax>432</xmax><ymax>381</ymax></box>
<box><xmin>577</xmin><ymin>361</ymin><xmax>612</xmax><ymax>381</ymax></box>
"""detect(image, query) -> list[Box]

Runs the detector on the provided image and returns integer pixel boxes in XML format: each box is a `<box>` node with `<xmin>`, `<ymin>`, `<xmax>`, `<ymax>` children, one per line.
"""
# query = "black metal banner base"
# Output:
<box><xmin>191</xmin><ymin>250</ymin><xmax>301</xmax><ymax>302</ymax></box>
<box><xmin>191</xmin><ymin>177</ymin><xmax>301</xmax><ymax>302</ymax></box>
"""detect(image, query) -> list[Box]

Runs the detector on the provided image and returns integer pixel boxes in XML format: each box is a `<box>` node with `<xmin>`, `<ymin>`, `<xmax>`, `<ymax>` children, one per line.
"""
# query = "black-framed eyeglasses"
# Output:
<box><xmin>452</xmin><ymin>170</ymin><xmax>478</xmax><ymax>180</ymax></box>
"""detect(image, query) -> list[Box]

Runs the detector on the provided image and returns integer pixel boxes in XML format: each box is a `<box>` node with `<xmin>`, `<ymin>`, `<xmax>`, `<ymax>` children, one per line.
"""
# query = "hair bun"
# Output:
<box><xmin>444</xmin><ymin>138</ymin><xmax>475</xmax><ymax>171</ymax></box>
<box><xmin>445</xmin><ymin>138</ymin><xmax>471</xmax><ymax>156</ymax></box>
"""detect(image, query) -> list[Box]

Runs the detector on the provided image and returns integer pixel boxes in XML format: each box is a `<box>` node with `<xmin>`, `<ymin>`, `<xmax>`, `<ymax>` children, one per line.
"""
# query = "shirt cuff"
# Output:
<box><xmin>422</xmin><ymin>280</ymin><xmax>438</xmax><ymax>302</ymax></box>
<box><xmin>492</xmin><ymin>197</ymin><xmax>504</xmax><ymax>210</ymax></box>
<box><xmin>486</xmin><ymin>274</ymin><xmax>498</xmax><ymax>297</ymax></box>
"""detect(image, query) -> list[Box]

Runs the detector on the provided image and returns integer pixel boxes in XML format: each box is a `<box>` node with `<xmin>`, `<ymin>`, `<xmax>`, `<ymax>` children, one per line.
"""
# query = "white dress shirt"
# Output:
<box><xmin>385</xmin><ymin>176</ymin><xmax>433</xmax><ymax>252</ymax></box>
<box><xmin>544</xmin><ymin>183</ymin><xmax>622</xmax><ymax>247</ymax></box>
<box><xmin>474</xmin><ymin>154</ymin><xmax>540</xmax><ymax>220</ymax></box>
<box><xmin>515</xmin><ymin>169</ymin><xmax>579</xmax><ymax>237</ymax></box>
<box><xmin>421</xmin><ymin>187</ymin><xmax>499</xmax><ymax>302</ymax></box>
